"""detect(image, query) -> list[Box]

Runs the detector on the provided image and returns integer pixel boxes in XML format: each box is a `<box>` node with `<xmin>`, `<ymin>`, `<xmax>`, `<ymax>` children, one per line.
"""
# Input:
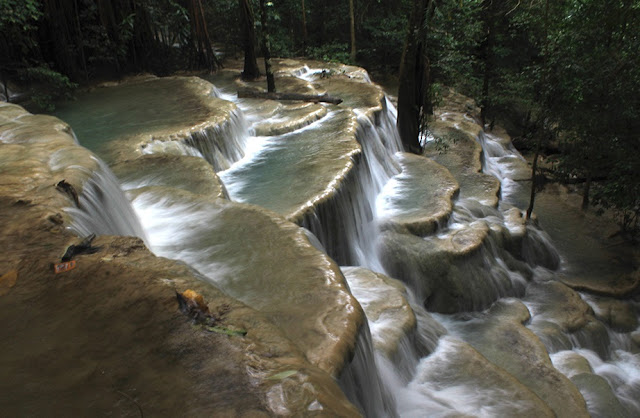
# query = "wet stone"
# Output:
<box><xmin>586</xmin><ymin>295</ymin><xmax>639</xmax><ymax>333</ymax></box>
<box><xmin>341</xmin><ymin>266</ymin><xmax>416</xmax><ymax>358</ymax></box>
<box><xmin>378</xmin><ymin>152</ymin><xmax>459</xmax><ymax>236</ymax></box>
<box><xmin>447</xmin><ymin>299</ymin><xmax>590</xmax><ymax>418</ymax></box>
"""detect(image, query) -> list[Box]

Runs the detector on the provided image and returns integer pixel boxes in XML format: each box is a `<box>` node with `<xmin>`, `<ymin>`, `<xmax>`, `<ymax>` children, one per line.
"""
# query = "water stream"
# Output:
<box><xmin>54</xmin><ymin>66</ymin><xmax>638</xmax><ymax>417</ymax></box>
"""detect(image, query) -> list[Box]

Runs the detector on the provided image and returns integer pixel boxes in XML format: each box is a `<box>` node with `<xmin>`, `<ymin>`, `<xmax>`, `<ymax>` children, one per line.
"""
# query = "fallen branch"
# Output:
<box><xmin>237</xmin><ymin>88</ymin><xmax>343</xmax><ymax>104</ymax></box>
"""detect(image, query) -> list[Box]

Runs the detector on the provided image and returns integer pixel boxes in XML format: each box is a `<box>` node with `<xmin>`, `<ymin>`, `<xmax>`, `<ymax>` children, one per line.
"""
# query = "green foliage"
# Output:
<box><xmin>427</xmin><ymin>0</ymin><xmax>484</xmax><ymax>98</ymax></box>
<box><xmin>308</xmin><ymin>42</ymin><xmax>352</xmax><ymax>64</ymax></box>
<box><xmin>0</xmin><ymin>0</ymin><xmax>42</xmax><ymax>59</ymax></box>
<box><xmin>18</xmin><ymin>66</ymin><xmax>77</xmax><ymax>111</ymax></box>
<box><xmin>543</xmin><ymin>0</ymin><xmax>640</xmax><ymax>234</ymax></box>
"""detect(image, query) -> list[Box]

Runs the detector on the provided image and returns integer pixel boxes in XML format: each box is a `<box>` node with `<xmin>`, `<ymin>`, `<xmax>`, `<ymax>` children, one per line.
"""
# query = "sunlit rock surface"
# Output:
<box><xmin>0</xmin><ymin>103</ymin><xmax>362</xmax><ymax>415</ymax></box>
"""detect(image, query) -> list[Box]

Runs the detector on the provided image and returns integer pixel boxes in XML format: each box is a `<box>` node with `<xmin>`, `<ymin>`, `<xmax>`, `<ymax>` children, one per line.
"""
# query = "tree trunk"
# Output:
<box><xmin>397</xmin><ymin>0</ymin><xmax>433</xmax><ymax>154</ymax></box>
<box><xmin>239</xmin><ymin>0</ymin><xmax>260</xmax><ymax>80</ymax></box>
<box><xmin>186</xmin><ymin>0</ymin><xmax>221</xmax><ymax>71</ymax></box>
<box><xmin>258</xmin><ymin>0</ymin><xmax>276</xmax><ymax>92</ymax></box>
<box><xmin>582</xmin><ymin>170</ymin><xmax>592</xmax><ymax>211</ymax></box>
<box><xmin>526</xmin><ymin>136</ymin><xmax>541</xmax><ymax>220</ymax></box>
<box><xmin>526</xmin><ymin>0</ymin><xmax>550</xmax><ymax>220</ymax></box>
<box><xmin>349</xmin><ymin>0</ymin><xmax>356</xmax><ymax>62</ymax></box>
<box><xmin>480</xmin><ymin>0</ymin><xmax>495</xmax><ymax>128</ymax></box>
<box><xmin>301</xmin><ymin>0</ymin><xmax>308</xmax><ymax>55</ymax></box>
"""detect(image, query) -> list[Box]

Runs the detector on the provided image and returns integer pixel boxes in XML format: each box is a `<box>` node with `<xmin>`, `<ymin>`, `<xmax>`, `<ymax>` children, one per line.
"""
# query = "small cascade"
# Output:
<box><xmin>338</xmin><ymin>325</ymin><xmax>398</xmax><ymax>418</ymax></box>
<box><xmin>302</xmin><ymin>105</ymin><xmax>402</xmax><ymax>269</ymax></box>
<box><xmin>183</xmin><ymin>108</ymin><xmax>249</xmax><ymax>171</ymax></box>
<box><xmin>51</xmin><ymin>66</ymin><xmax>638</xmax><ymax>416</ymax></box>
<box><xmin>65</xmin><ymin>157</ymin><xmax>147</xmax><ymax>241</ymax></box>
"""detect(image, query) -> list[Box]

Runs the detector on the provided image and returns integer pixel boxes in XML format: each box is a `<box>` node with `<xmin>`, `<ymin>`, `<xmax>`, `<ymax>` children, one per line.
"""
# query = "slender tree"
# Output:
<box><xmin>258</xmin><ymin>0</ymin><xmax>276</xmax><ymax>92</ymax></box>
<box><xmin>185</xmin><ymin>0</ymin><xmax>221</xmax><ymax>71</ymax></box>
<box><xmin>349</xmin><ymin>0</ymin><xmax>356</xmax><ymax>62</ymax></box>
<box><xmin>397</xmin><ymin>0</ymin><xmax>434</xmax><ymax>154</ymax></box>
<box><xmin>301</xmin><ymin>0</ymin><xmax>308</xmax><ymax>55</ymax></box>
<box><xmin>239</xmin><ymin>0</ymin><xmax>260</xmax><ymax>80</ymax></box>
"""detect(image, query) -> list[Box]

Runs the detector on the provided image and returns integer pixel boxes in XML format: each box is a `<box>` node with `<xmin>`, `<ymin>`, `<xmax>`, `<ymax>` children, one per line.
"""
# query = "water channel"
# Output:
<box><xmin>52</xmin><ymin>61</ymin><xmax>639</xmax><ymax>417</ymax></box>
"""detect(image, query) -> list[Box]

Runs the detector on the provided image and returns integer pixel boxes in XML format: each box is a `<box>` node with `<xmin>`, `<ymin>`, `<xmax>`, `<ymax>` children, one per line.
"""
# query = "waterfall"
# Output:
<box><xmin>338</xmin><ymin>326</ymin><xmax>398</xmax><ymax>418</ymax></box>
<box><xmin>183</xmin><ymin>108</ymin><xmax>249</xmax><ymax>171</ymax></box>
<box><xmin>301</xmin><ymin>103</ymin><xmax>402</xmax><ymax>269</ymax></box>
<box><xmin>50</xmin><ymin>68</ymin><xmax>638</xmax><ymax>417</ymax></box>
<box><xmin>64</xmin><ymin>157</ymin><xmax>147</xmax><ymax>241</ymax></box>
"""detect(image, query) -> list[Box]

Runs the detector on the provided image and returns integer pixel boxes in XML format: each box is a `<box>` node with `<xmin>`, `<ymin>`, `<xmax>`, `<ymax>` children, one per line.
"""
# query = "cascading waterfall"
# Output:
<box><xmin>301</xmin><ymin>103</ymin><xmax>402</xmax><ymax>269</ymax></box>
<box><xmin>338</xmin><ymin>326</ymin><xmax>398</xmax><ymax>418</ymax></box>
<box><xmin>62</xmin><ymin>157</ymin><xmax>147</xmax><ymax>241</ymax></box>
<box><xmin>53</xmin><ymin>67</ymin><xmax>639</xmax><ymax>417</ymax></box>
<box><xmin>183</xmin><ymin>108</ymin><xmax>249</xmax><ymax>171</ymax></box>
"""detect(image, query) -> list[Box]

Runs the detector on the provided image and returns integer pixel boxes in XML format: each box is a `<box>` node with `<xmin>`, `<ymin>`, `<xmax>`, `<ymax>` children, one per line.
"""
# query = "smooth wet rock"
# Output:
<box><xmin>448</xmin><ymin>299</ymin><xmax>589</xmax><ymax>417</ymax></box>
<box><xmin>424</xmin><ymin>119</ymin><xmax>500</xmax><ymax>208</ymax></box>
<box><xmin>560</xmin><ymin>270</ymin><xmax>640</xmax><ymax>299</ymax></box>
<box><xmin>341</xmin><ymin>266</ymin><xmax>416</xmax><ymax>358</ymax></box>
<box><xmin>220</xmin><ymin>107</ymin><xmax>361</xmax><ymax>223</ymax></box>
<box><xmin>0</xmin><ymin>103</ymin><xmax>361</xmax><ymax>416</ymax></box>
<box><xmin>252</xmin><ymin>102</ymin><xmax>328</xmax><ymax>136</ymax></box>
<box><xmin>111</xmin><ymin>154</ymin><xmax>228</xmax><ymax>200</ymax></box>
<box><xmin>54</xmin><ymin>76</ymin><xmax>247</xmax><ymax>172</ymax></box>
<box><xmin>378</xmin><ymin>152</ymin><xmax>459</xmax><ymax>236</ymax></box>
<box><xmin>525</xmin><ymin>281</ymin><xmax>595</xmax><ymax>332</ymax></box>
<box><xmin>132</xmin><ymin>187</ymin><xmax>365</xmax><ymax>377</ymax></box>
<box><xmin>587</xmin><ymin>295</ymin><xmax>639</xmax><ymax>332</ymax></box>
<box><xmin>552</xmin><ymin>351</ymin><xmax>630</xmax><ymax>418</ymax></box>
<box><xmin>405</xmin><ymin>337</ymin><xmax>554</xmax><ymax>417</ymax></box>
<box><xmin>378</xmin><ymin>220</ymin><xmax>525</xmax><ymax>313</ymax></box>
<box><xmin>571</xmin><ymin>373</ymin><xmax>630</xmax><ymax>418</ymax></box>
<box><xmin>551</xmin><ymin>351</ymin><xmax>595</xmax><ymax>377</ymax></box>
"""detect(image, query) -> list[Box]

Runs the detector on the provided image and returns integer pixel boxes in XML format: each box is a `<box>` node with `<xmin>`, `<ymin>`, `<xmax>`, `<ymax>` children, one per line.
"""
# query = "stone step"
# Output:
<box><xmin>378</xmin><ymin>152</ymin><xmax>459</xmax><ymax>236</ymax></box>
<box><xmin>0</xmin><ymin>103</ymin><xmax>362</xmax><ymax>415</ymax></box>
<box><xmin>341</xmin><ymin>266</ymin><xmax>416</xmax><ymax>359</ymax></box>
<box><xmin>446</xmin><ymin>299</ymin><xmax>590</xmax><ymax>418</ymax></box>
<box><xmin>425</xmin><ymin>118</ymin><xmax>501</xmax><ymax>208</ymax></box>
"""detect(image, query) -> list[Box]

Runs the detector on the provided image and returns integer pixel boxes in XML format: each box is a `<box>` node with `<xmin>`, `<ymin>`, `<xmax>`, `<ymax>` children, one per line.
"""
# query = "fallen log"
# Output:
<box><xmin>237</xmin><ymin>88</ymin><xmax>343</xmax><ymax>104</ymax></box>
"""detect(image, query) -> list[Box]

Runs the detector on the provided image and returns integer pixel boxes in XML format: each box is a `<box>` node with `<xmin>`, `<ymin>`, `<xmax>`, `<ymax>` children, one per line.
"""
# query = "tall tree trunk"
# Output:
<box><xmin>73</xmin><ymin>0</ymin><xmax>88</xmax><ymax>80</ymax></box>
<box><xmin>349</xmin><ymin>0</ymin><xmax>356</xmax><ymax>62</ymax></box>
<box><xmin>526</xmin><ymin>136</ymin><xmax>541</xmax><ymax>220</ymax></box>
<box><xmin>239</xmin><ymin>0</ymin><xmax>260</xmax><ymax>80</ymax></box>
<box><xmin>186</xmin><ymin>0</ymin><xmax>221</xmax><ymax>71</ymax></box>
<box><xmin>582</xmin><ymin>170</ymin><xmax>592</xmax><ymax>210</ymax></box>
<box><xmin>397</xmin><ymin>0</ymin><xmax>433</xmax><ymax>154</ymax></box>
<box><xmin>480</xmin><ymin>0</ymin><xmax>495</xmax><ymax>128</ymax></box>
<box><xmin>301</xmin><ymin>0</ymin><xmax>308</xmax><ymax>55</ymax></box>
<box><xmin>526</xmin><ymin>0</ymin><xmax>550</xmax><ymax>221</ymax></box>
<box><xmin>258</xmin><ymin>0</ymin><xmax>276</xmax><ymax>92</ymax></box>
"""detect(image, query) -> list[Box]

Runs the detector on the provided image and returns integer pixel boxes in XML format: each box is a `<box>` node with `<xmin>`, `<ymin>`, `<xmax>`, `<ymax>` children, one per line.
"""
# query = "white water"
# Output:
<box><xmin>65</xmin><ymin>157</ymin><xmax>147</xmax><ymax>242</ymax></box>
<box><xmin>63</xmin><ymin>70</ymin><xmax>639</xmax><ymax>417</ymax></box>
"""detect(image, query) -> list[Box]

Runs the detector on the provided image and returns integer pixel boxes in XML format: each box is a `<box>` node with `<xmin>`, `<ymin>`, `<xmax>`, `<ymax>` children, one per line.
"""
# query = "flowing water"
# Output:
<box><xmin>54</xmin><ymin>65</ymin><xmax>638</xmax><ymax>417</ymax></box>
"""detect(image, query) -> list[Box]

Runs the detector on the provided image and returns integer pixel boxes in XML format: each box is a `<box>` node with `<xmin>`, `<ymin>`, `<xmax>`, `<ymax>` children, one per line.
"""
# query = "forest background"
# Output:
<box><xmin>1</xmin><ymin>0</ymin><xmax>638</xmax><ymax>238</ymax></box>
